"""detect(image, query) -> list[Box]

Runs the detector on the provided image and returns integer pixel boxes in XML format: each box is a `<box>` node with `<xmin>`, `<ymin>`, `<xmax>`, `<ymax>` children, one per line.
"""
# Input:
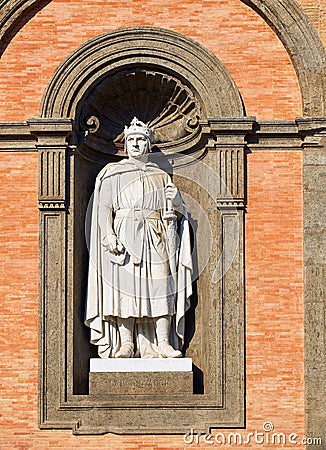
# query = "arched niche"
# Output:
<box><xmin>31</xmin><ymin>26</ymin><xmax>253</xmax><ymax>434</ymax></box>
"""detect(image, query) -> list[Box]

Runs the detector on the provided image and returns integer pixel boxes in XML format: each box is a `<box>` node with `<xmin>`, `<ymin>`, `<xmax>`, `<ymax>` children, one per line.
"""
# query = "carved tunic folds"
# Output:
<box><xmin>85</xmin><ymin>158</ymin><xmax>193</xmax><ymax>357</ymax></box>
<box><xmin>98</xmin><ymin>161</ymin><xmax>175</xmax><ymax>318</ymax></box>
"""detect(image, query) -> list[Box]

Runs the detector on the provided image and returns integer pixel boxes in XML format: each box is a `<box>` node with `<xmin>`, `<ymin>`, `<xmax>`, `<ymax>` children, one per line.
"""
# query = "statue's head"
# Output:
<box><xmin>124</xmin><ymin>117</ymin><xmax>154</xmax><ymax>158</ymax></box>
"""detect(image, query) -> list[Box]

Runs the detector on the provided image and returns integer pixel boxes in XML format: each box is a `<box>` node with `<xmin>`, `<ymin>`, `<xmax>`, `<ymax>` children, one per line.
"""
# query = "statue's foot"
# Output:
<box><xmin>115</xmin><ymin>342</ymin><xmax>134</xmax><ymax>358</ymax></box>
<box><xmin>157</xmin><ymin>341</ymin><xmax>182</xmax><ymax>358</ymax></box>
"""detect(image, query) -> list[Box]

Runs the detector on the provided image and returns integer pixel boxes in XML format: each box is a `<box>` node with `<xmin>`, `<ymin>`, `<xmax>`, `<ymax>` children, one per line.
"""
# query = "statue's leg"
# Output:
<box><xmin>155</xmin><ymin>316</ymin><xmax>182</xmax><ymax>358</ymax></box>
<box><xmin>115</xmin><ymin>317</ymin><xmax>135</xmax><ymax>358</ymax></box>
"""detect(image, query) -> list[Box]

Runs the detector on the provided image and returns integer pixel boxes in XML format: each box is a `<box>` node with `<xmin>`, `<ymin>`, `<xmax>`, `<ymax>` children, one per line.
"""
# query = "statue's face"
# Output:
<box><xmin>126</xmin><ymin>133</ymin><xmax>149</xmax><ymax>158</ymax></box>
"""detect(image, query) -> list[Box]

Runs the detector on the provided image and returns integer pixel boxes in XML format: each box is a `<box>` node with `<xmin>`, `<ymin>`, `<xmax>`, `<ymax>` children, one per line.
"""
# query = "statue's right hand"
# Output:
<box><xmin>103</xmin><ymin>234</ymin><xmax>125</xmax><ymax>255</ymax></box>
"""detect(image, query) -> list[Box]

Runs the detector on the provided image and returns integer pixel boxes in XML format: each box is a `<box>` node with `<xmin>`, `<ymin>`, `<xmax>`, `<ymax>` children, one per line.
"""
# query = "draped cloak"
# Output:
<box><xmin>85</xmin><ymin>158</ymin><xmax>193</xmax><ymax>358</ymax></box>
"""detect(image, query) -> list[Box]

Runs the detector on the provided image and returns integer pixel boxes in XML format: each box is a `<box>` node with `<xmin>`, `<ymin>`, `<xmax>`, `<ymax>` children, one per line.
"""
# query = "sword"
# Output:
<box><xmin>163</xmin><ymin>188</ymin><xmax>178</xmax><ymax>291</ymax></box>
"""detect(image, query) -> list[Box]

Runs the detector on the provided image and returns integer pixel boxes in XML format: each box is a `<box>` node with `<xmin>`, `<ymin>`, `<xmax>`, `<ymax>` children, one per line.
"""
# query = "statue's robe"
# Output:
<box><xmin>85</xmin><ymin>158</ymin><xmax>193</xmax><ymax>358</ymax></box>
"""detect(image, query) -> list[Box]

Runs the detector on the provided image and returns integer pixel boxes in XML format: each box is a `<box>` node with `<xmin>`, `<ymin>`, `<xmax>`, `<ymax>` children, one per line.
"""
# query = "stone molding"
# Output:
<box><xmin>40</xmin><ymin>27</ymin><xmax>244</xmax><ymax>120</ymax></box>
<box><xmin>246</xmin><ymin>120</ymin><xmax>302</xmax><ymax>151</ymax></box>
<box><xmin>0</xmin><ymin>0</ymin><xmax>51</xmax><ymax>56</ymax></box>
<box><xmin>0</xmin><ymin>0</ymin><xmax>37</xmax><ymax>41</ymax></box>
<box><xmin>0</xmin><ymin>119</ymin><xmax>308</xmax><ymax>153</ymax></box>
<box><xmin>0</xmin><ymin>122</ymin><xmax>36</xmax><ymax>151</ymax></box>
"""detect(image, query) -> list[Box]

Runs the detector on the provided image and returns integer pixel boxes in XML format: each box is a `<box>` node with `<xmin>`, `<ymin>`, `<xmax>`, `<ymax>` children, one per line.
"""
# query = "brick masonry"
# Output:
<box><xmin>0</xmin><ymin>0</ymin><xmax>302</xmax><ymax>121</ymax></box>
<box><xmin>0</xmin><ymin>0</ymin><xmax>317</xmax><ymax>447</ymax></box>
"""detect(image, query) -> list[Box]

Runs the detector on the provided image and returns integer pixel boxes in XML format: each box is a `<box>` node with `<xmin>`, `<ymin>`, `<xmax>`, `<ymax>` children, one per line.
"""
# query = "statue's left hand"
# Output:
<box><xmin>165</xmin><ymin>183</ymin><xmax>180</xmax><ymax>206</ymax></box>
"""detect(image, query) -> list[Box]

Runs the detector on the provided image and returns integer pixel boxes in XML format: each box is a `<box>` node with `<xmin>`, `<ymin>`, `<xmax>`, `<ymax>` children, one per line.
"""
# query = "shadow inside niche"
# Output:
<box><xmin>192</xmin><ymin>364</ymin><xmax>204</xmax><ymax>394</ymax></box>
<box><xmin>0</xmin><ymin>0</ymin><xmax>52</xmax><ymax>57</ymax></box>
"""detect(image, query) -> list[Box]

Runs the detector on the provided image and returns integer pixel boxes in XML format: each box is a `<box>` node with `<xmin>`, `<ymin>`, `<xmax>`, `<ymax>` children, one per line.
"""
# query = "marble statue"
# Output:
<box><xmin>85</xmin><ymin>117</ymin><xmax>192</xmax><ymax>358</ymax></box>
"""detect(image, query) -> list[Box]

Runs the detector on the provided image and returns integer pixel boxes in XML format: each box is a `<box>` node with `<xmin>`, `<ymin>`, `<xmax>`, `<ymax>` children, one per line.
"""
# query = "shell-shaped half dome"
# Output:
<box><xmin>77</xmin><ymin>69</ymin><xmax>202</xmax><ymax>155</ymax></box>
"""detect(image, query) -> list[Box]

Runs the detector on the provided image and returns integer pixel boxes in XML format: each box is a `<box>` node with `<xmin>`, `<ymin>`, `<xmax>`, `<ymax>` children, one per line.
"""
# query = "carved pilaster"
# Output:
<box><xmin>296</xmin><ymin>117</ymin><xmax>326</xmax><ymax>444</ymax></box>
<box><xmin>27</xmin><ymin>118</ymin><xmax>74</xmax><ymax>429</ymax></box>
<box><xmin>27</xmin><ymin>118</ymin><xmax>73</xmax><ymax>210</ymax></box>
<box><xmin>207</xmin><ymin>117</ymin><xmax>255</xmax><ymax>210</ymax></box>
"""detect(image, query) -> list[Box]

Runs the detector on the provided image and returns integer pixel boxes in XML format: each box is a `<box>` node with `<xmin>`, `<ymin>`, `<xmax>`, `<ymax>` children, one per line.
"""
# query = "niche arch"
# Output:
<box><xmin>33</xmin><ymin>27</ymin><xmax>253</xmax><ymax>433</ymax></box>
<box><xmin>40</xmin><ymin>26</ymin><xmax>244</xmax><ymax>120</ymax></box>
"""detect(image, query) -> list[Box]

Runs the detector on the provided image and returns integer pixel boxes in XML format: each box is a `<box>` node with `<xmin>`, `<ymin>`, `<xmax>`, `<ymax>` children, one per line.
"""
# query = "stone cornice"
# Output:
<box><xmin>246</xmin><ymin>120</ymin><xmax>302</xmax><ymax>151</ymax></box>
<box><xmin>0</xmin><ymin>122</ymin><xmax>36</xmax><ymax>151</ymax></box>
<box><xmin>296</xmin><ymin>117</ymin><xmax>326</xmax><ymax>134</ymax></box>
<box><xmin>27</xmin><ymin>117</ymin><xmax>73</xmax><ymax>145</ymax></box>
<box><xmin>296</xmin><ymin>117</ymin><xmax>326</xmax><ymax>149</ymax></box>
<box><xmin>2</xmin><ymin>118</ymin><xmax>326</xmax><ymax>153</ymax></box>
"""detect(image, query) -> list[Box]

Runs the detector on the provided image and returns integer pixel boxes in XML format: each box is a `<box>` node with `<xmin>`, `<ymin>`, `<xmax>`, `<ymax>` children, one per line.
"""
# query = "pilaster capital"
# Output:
<box><xmin>206</xmin><ymin>117</ymin><xmax>256</xmax><ymax>147</ymax></box>
<box><xmin>296</xmin><ymin>117</ymin><xmax>326</xmax><ymax>148</ymax></box>
<box><xmin>27</xmin><ymin>118</ymin><xmax>73</xmax><ymax>147</ymax></box>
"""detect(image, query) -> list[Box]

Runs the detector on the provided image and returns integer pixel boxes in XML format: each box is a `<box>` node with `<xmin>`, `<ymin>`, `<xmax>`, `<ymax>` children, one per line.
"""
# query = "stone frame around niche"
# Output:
<box><xmin>1</xmin><ymin>0</ymin><xmax>325</xmax><ymax>438</ymax></box>
<box><xmin>31</xmin><ymin>27</ymin><xmax>250</xmax><ymax>435</ymax></box>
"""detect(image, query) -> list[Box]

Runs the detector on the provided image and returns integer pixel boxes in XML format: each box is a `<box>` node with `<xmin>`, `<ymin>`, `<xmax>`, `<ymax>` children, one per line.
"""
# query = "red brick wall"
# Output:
<box><xmin>0</xmin><ymin>0</ymin><xmax>302</xmax><ymax>122</ymax></box>
<box><xmin>0</xmin><ymin>0</ymin><xmax>308</xmax><ymax>448</ymax></box>
<box><xmin>245</xmin><ymin>150</ymin><xmax>305</xmax><ymax>438</ymax></box>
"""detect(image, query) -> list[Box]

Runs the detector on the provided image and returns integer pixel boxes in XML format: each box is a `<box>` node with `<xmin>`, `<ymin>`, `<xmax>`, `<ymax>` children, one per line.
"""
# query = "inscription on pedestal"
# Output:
<box><xmin>89</xmin><ymin>371</ymin><xmax>193</xmax><ymax>395</ymax></box>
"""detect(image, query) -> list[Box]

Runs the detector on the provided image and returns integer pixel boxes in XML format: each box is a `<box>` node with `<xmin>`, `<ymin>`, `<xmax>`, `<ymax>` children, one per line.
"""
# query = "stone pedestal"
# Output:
<box><xmin>89</xmin><ymin>358</ymin><xmax>193</xmax><ymax>395</ymax></box>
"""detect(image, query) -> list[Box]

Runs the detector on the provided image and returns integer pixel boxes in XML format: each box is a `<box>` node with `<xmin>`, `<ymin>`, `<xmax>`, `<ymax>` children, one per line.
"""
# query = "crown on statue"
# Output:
<box><xmin>124</xmin><ymin>117</ymin><xmax>154</xmax><ymax>142</ymax></box>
